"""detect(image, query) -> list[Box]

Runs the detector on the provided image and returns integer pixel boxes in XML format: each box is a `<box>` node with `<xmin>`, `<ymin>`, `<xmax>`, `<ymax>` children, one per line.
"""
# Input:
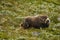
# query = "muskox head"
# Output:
<box><xmin>21</xmin><ymin>15</ymin><xmax>50</xmax><ymax>29</ymax></box>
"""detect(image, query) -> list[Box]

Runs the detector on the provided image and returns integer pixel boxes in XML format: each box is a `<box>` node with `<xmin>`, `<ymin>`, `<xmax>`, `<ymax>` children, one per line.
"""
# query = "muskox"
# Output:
<box><xmin>20</xmin><ymin>15</ymin><xmax>50</xmax><ymax>29</ymax></box>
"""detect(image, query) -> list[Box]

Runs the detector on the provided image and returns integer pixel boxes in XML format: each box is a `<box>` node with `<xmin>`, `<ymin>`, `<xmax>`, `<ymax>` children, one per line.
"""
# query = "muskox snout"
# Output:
<box><xmin>46</xmin><ymin>20</ymin><xmax>49</xmax><ymax>23</ymax></box>
<box><xmin>45</xmin><ymin>18</ymin><xmax>50</xmax><ymax>24</ymax></box>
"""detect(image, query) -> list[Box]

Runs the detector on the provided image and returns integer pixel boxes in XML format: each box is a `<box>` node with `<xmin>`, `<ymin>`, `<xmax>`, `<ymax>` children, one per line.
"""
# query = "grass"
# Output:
<box><xmin>0</xmin><ymin>0</ymin><xmax>60</xmax><ymax>40</ymax></box>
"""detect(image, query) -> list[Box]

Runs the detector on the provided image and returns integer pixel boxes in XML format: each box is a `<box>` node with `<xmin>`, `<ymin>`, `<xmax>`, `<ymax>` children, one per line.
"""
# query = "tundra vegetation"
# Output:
<box><xmin>0</xmin><ymin>0</ymin><xmax>60</xmax><ymax>40</ymax></box>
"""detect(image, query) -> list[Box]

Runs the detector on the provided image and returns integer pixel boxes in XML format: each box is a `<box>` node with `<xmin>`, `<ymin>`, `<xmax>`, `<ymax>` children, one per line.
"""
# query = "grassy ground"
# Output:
<box><xmin>0</xmin><ymin>0</ymin><xmax>60</xmax><ymax>40</ymax></box>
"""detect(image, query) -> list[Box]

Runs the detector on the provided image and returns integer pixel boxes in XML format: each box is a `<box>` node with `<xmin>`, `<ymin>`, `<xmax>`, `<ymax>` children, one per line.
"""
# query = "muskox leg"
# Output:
<box><xmin>40</xmin><ymin>23</ymin><xmax>49</xmax><ymax>28</ymax></box>
<box><xmin>32</xmin><ymin>23</ymin><xmax>41</xmax><ymax>29</ymax></box>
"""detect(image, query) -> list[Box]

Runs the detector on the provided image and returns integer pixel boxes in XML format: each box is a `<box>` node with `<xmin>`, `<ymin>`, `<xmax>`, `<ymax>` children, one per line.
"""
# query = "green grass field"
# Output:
<box><xmin>0</xmin><ymin>0</ymin><xmax>60</xmax><ymax>40</ymax></box>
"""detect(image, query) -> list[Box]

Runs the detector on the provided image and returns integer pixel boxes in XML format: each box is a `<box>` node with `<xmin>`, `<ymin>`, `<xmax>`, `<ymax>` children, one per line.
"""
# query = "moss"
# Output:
<box><xmin>0</xmin><ymin>0</ymin><xmax>60</xmax><ymax>40</ymax></box>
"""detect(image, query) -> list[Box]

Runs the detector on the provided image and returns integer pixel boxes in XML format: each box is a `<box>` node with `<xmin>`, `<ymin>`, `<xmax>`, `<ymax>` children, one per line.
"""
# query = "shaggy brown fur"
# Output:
<box><xmin>21</xmin><ymin>15</ymin><xmax>50</xmax><ymax>29</ymax></box>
